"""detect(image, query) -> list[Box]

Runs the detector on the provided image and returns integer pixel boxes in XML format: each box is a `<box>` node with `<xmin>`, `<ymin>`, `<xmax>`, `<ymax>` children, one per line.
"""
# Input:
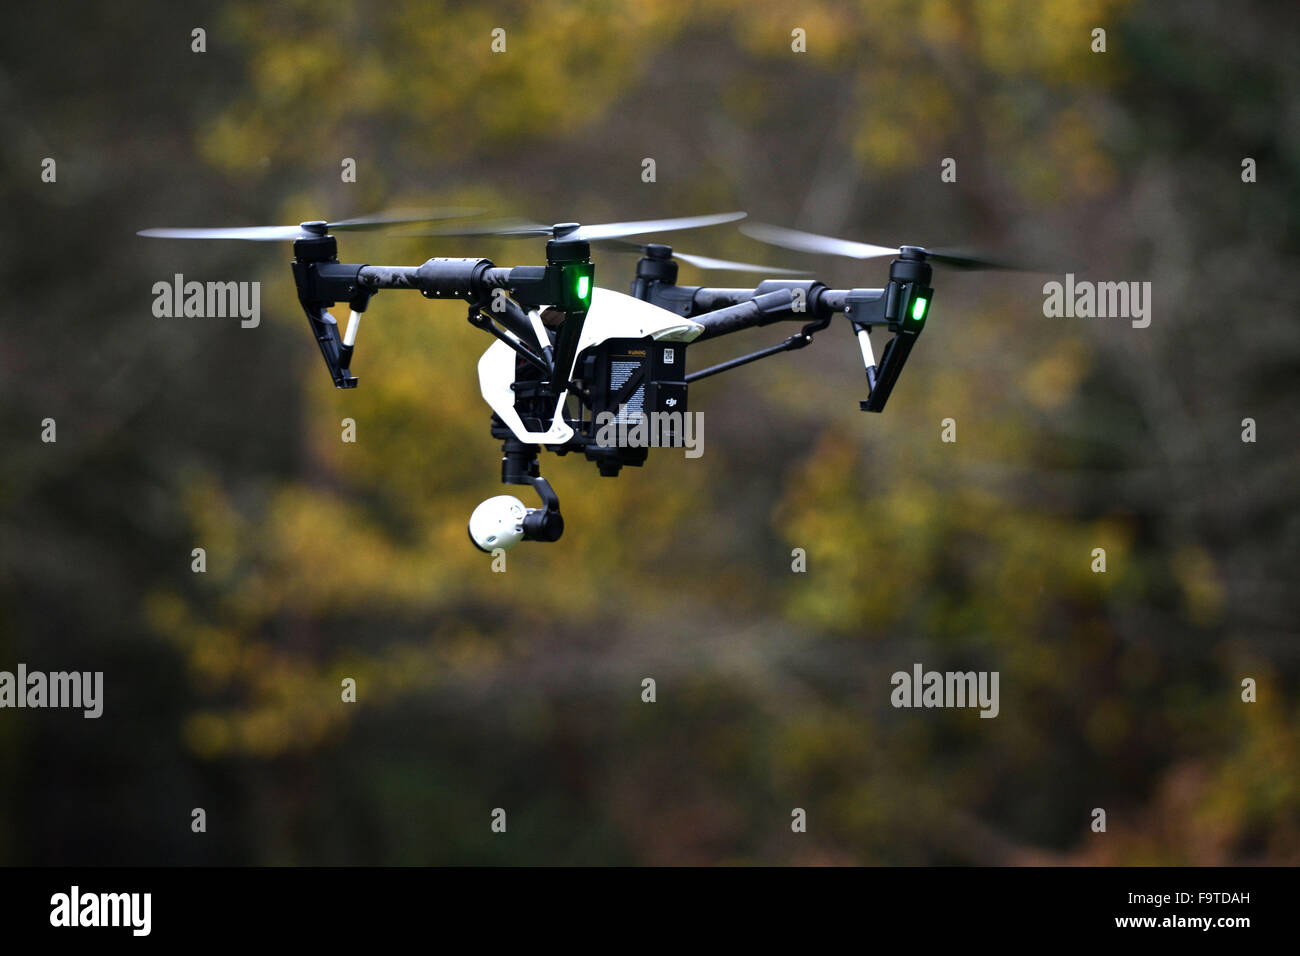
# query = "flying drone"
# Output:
<box><xmin>139</xmin><ymin>209</ymin><xmax>1012</xmax><ymax>551</ymax></box>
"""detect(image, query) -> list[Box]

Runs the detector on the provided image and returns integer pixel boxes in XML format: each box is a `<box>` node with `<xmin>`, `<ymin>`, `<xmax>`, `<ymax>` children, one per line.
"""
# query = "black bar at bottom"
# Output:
<box><xmin>0</xmin><ymin>865</ymin><xmax>1280</xmax><ymax>944</ymax></box>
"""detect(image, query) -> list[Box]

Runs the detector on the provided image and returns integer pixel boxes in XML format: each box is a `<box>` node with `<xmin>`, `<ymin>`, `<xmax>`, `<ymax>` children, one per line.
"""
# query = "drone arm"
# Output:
<box><xmin>353</xmin><ymin>262</ymin><xmax>556</xmax><ymax>375</ymax></box>
<box><xmin>645</xmin><ymin>279</ymin><xmax>825</xmax><ymax>320</ymax></box>
<box><xmin>355</xmin><ymin>259</ymin><xmax>504</xmax><ymax>296</ymax></box>
<box><xmin>653</xmin><ymin>279</ymin><xmax>924</xmax><ymax>411</ymax></box>
<box><xmin>692</xmin><ymin>289</ymin><xmax>797</xmax><ymax>340</ymax></box>
<box><xmin>684</xmin><ymin>288</ymin><xmax>846</xmax><ymax>383</ymax></box>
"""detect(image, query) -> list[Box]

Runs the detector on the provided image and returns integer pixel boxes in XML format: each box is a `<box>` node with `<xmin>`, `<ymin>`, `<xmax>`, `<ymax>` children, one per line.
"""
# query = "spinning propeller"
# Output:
<box><xmin>597</xmin><ymin>239</ymin><xmax>806</xmax><ymax>275</ymax></box>
<box><xmin>740</xmin><ymin>222</ymin><xmax>1027</xmax><ymax>271</ymax></box>
<box><xmin>406</xmin><ymin>211</ymin><xmax>797</xmax><ymax>274</ymax></box>
<box><xmin>404</xmin><ymin>209</ymin><xmax>797</xmax><ymax>274</ymax></box>
<box><xmin>137</xmin><ymin>208</ymin><xmax>482</xmax><ymax>241</ymax></box>
<box><xmin>402</xmin><ymin>210</ymin><xmax>748</xmax><ymax>242</ymax></box>
<box><xmin>138</xmin><ymin>208</ymin><xmax>797</xmax><ymax>275</ymax></box>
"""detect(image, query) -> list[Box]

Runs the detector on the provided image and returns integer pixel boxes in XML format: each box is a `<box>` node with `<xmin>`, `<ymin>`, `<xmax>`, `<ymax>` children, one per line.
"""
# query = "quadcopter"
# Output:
<box><xmin>139</xmin><ymin>210</ymin><xmax>1009</xmax><ymax>552</ymax></box>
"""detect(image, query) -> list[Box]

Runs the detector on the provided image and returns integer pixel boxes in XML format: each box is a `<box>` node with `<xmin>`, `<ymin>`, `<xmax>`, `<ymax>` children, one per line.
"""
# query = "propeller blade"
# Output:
<box><xmin>923</xmin><ymin>248</ymin><xmax>1046</xmax><ymax>272</ymax></box>
<box><xmin>673</xmin><ymin>251</ymin><xmax>806</xmax><ymax>275</ymax></box>
<box><xmin>575</xmin><ymin>211</ymin><xmax>747</xmax><ymax>241</ymax></box>
<box><xmin>740</xmin><ymin>223</ymin><xmax>897</xmax><ymax>260</ymax></box>
<box><xmin>403</xmin><ymin>211</ymin><xmax>747</xmax><ymax>243</ymax></box>
<box><xmin>137</xmin><ymin>225</ymin><xmax>305</xmax><ymax>241</ymax></box>
<box><xmin>138</xmin><ymin>208</ymin><xmax>481</xmax><ymax>241</ymax></box>
<box><xmin>400</xmin><ymin>217</ymin><xmax>552</xmax><ymax>239</ymax></box>
<box><xmin>742</xmin><ymin>223</ymin><xmax>1059</xmax><ymax>273</ymax></box>
<box><xmin>591</xmin><ymin>236</ymin><xmax>805</xmax><ymax>274</ymax></box>
<box><xmin>327</xmin><ymin>207</ymin><xmax>482</xmax><ymax>230</ymax></box>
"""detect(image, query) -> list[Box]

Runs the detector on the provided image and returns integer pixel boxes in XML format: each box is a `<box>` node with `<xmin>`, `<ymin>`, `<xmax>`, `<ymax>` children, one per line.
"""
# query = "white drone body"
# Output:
<box><xmin>467</xmin><ymin>286</ymin><xmax>704</xmax><ymax>550</ymax></box>
<box><xmin>476</xmin><ymin>286</ymin><xmax>703</xmax><ymax>446</ymax></box>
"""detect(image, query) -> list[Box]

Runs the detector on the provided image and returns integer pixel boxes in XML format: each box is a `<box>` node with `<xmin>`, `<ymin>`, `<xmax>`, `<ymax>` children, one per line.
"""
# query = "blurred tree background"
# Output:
<box><xmin>1</xmin><ymin>0</ymin><xmax>1297</xmax><ymax>864</ymax></box>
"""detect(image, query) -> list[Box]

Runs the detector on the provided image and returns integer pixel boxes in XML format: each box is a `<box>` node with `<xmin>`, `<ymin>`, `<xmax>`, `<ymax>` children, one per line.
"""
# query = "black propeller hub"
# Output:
<box><xmin>635</xmin><ymin>244</ymin><xmax>677</xmax><ymax>284</ymax></box>
<box><xmin>293</xmin><ymin>231</ymin><xmax>337</xmax><ymax>264</ymax></box>
<box><xmin>546</xmin><ymin>237</ymin><xmax>590</xmax><ymax>264</ymax></box>
<box><xmin>551</xmin><ymin>222</ymin><xmax>581</xmax><ymax>238</ymax></box>
<box><xmin>890</xmin><ymin>250</ymin><xmax>932</xmax><ymax>285</ymax></box>
<box><xmin>300</xmin><ymin>220</ymin><xmax>329</xmax><ymax>237</ymax></box>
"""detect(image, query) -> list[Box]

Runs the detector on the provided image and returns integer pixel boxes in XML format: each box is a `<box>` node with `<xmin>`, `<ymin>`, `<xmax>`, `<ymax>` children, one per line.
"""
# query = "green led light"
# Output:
<box><xmin>911</xmin><ymin>296</ymin><xmax>928</xmax><ymax>321</ymax></box>
<box><xmin>576</xmin><ymin>275</ymin><xmax>591</xmax><ymax>300</ymax></box>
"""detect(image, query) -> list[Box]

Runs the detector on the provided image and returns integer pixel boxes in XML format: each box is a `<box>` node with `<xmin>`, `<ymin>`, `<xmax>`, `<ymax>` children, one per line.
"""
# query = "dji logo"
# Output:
<box><xmin>664</xmin><ymin>397</ymin><xmax>677</xmax><ymax>407</ymax></box>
